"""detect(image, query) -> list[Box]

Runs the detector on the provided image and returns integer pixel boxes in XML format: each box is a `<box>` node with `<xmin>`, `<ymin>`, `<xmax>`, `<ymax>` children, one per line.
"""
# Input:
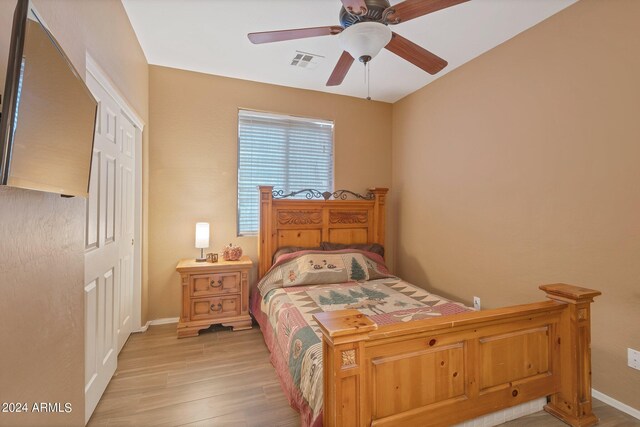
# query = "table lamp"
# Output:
<box><xmin>195</xmin><ymin>222</ymin><xmax>209</xmax><ymax>262</ymax></box>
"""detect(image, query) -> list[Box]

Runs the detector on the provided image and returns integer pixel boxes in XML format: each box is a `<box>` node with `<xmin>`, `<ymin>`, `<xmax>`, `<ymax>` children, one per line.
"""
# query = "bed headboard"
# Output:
<box><xmin>258</xmin><ymin>186</ymin><xmax>388</xmax><ymax>279</ymax></box>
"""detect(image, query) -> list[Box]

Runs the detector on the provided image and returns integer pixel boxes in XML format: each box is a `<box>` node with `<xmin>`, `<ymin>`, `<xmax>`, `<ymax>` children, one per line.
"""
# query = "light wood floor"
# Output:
<box><xmin>89</xmin><ymin>323</ymin><xmax>640</xmax><ymax>427</ymax></box>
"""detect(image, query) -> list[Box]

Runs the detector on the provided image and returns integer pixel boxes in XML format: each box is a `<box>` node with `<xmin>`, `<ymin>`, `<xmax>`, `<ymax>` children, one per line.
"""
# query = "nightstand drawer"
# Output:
<box><xmin>190</xmin><ymin>272</ymin><xmax>241</xmax><ymax>297</ymax></box>
<box><xmin>191</xmin><ymin>295</ymin><xmax>240</xmax><ymax>321</ymax></box>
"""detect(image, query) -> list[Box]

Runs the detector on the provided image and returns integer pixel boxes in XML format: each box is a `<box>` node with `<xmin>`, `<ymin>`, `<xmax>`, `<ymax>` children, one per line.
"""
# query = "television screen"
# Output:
<box><xmin>0</xmin><ymin>0</ymin><xmax>97</xmax><ymax>197</ymax></box>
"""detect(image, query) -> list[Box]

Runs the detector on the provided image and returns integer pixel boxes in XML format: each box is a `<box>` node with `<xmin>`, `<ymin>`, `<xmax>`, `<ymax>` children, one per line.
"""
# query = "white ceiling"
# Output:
<box><xmin>122</xmin><ymin>0</ymin><xmax>577</xmax><ymax>103</ymax></box>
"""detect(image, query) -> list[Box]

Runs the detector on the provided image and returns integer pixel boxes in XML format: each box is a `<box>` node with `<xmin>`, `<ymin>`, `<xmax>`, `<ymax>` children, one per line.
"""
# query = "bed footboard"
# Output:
<box><xmin>314</xmin><ymin>283</ymin><xmax>600</xmax><ymax>427</ymax></box>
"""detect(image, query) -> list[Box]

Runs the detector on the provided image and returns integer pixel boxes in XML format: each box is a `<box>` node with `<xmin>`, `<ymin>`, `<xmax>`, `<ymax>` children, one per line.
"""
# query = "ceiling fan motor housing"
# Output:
<box><xmin>339</xmin><ymin>0</ymin><xmax>391</xmax><ymax>28</ymax></box>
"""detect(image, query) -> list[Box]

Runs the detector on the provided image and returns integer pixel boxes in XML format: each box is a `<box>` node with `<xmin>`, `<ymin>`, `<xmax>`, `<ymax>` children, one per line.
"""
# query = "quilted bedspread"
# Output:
<box><xmin>251</xmin><ymin>251</ymin><xmax>471</xmax><ymax>427</ymax></box>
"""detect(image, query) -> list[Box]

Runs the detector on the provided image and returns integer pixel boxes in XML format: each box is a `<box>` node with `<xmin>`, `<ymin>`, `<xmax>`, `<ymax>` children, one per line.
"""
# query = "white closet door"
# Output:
<box><xmin>84</xmin><ymin>72</ymin><xmax>136</xmax><ymax>422</ymax></box>
<box><xmin>116</xmin><ymin>113</ymin><xmax>135</xmax><ymax>353</ymax></box>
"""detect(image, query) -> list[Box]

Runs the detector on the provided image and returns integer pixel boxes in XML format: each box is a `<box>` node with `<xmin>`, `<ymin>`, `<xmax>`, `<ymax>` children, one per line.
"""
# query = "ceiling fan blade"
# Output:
<box><xmin>248</xmin><ymin>26</ymin><xmax>343</xmax><ymax>44</ymax></box>
<box><xmin>386</xmin><ymin>0</ymin><xmax>470</xmax><ymax>24</ymax></box>
<box><xmin>341</xmin><ymin>0</ymin><xmax>368</xmax><ymax>15</ymax></box>
<box><xmin>326</xmin><ymin>51</ymin><xmax>355</xmax><ymax>86</ymax></box>
<box><xmin>385</xmin><ymin>32</ymin><xmax>448</xmax><ymax>75</ymax></box>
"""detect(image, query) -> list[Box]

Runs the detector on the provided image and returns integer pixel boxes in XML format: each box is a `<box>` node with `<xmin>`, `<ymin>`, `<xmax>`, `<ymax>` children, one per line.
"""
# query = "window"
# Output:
<box><xmin>237</xmin><ymin>109</ymin><xmax>334</xmax><ymax>235</ymax></box>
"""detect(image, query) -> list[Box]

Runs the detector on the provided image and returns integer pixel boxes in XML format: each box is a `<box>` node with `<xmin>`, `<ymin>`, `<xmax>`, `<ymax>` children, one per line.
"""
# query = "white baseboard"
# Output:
<box><xmin>150</xmin><ymin>317</ymin><xmax>179</xmax><ymax>325</ymax></box>
<box><xmin>134</xmin><ymin>317</ymin><xmax>179</xmax><ymax>333</ymax></box>
<box><xmin>135</xmin><ymin>320</ymin><xmax>151</xmax><ymax>333</ymax></box>
<box><xmin>593</xmin><ymin>389</ymin><xmax>640</xmax><ymax>420</ymax></box>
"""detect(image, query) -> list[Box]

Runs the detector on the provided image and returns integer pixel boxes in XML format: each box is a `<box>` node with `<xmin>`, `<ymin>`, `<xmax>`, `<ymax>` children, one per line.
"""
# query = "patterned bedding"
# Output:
<box><xmin>251</xmin><ymin>250</ymin><xmax>471</xmax><ymax>427</ymax></box>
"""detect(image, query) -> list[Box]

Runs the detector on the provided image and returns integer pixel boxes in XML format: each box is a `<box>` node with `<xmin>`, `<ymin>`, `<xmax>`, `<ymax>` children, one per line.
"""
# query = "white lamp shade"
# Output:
<box><xmin>339</xmin><ymin>22</ymin><xmax>392</xmax><ymax>62</ymax></box>
<box><xmin>195</xmin><ymin>222</ymin><xmax>210</xmax><ymax>249</ymax></box>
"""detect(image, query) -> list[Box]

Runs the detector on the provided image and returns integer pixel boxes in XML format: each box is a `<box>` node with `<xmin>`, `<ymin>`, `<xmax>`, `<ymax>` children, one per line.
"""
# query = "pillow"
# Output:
<box><xmin>284</xmin><ymin>252</ymin><xmax>370</xmax><ymax>286</ymax></box>
<box><xmin>362</xmin><ymin>256</ymin><xmax>393</xmax><ymax>280</ymax></box>
<box><xmin>273</xmin><ymin>246</ymin><xmax>321</xmax><ymax>264</ymax></box>
<box><xmin>320</xmin><ymin>242</ymin><xmax>385</xmax><ymax>258</ymax></box>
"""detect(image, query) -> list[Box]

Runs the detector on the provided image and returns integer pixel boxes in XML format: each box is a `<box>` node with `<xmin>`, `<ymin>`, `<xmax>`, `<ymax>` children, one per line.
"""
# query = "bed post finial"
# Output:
<box><xmin>540</xmin><ymin>283</ymin><xmax>601</xmax><ymax>427</ymax></box>
<box><xmin>258</xmin><ymin>186</ymin><xmax>274</xmax><ymax>279</ymax></box>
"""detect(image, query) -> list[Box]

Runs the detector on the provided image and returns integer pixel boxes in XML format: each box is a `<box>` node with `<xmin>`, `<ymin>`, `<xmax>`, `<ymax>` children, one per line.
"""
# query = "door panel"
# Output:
<box><xmin>84</xmin><ymin>278</ymin><xmax>98</xmax><ymax>390</ymax></box>
<box><xmin>85</xmin><ymin>151</ymin><xmax>100</xmax><ymax>251</ymax></box>
<box><xmin>105</xmin><ymin>155</ymin><xmax>117</xmax><ymax>245</ymax></box>
<box><xmin>101</xmin><ymin>268</ymin><xmax>115</xmax><ymax>364</ymax></box>
<box><xmin>103</xmin><ymin>105</ymin><xmax>117</xmax><ymax>144</ymax></box>
<box><xmin>119</xmin><ymin>254</ymin><xmax>132</xmax><ymax>347</ymax></box>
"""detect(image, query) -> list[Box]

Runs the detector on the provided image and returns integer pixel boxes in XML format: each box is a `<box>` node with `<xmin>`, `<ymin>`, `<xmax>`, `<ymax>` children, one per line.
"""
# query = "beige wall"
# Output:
<box><xmin>0</xmin><ymin>0</ymin><xmax>148</xmax><ymax>425</ymax></box>
<box><xmin>392</xmin><ymin>0</ymin><xmax>640</xmax><ymax>411</ymax></box>
<box><xmin>148</xmin><ymin>65</ymin><xmax>392</xmax><ymax>320</ymax></box>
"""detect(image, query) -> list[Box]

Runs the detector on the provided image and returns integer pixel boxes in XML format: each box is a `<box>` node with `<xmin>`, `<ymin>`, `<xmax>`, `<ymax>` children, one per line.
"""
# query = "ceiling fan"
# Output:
<box><xmin>248</xmin><ymin>0</ymin><xmax>470</xmax><ymax>87</ymax></box>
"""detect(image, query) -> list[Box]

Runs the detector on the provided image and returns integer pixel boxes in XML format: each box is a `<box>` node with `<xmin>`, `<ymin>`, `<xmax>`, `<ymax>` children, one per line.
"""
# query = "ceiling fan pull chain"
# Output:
<box><xmin>366</xmin><ymin>62</ymin><xmax>371</xmax><ymax>101</ymax></box>
<box><xmin>364</xmin><ymin>61</ymin><xmax>367</xmax><ymax>85</ymax></box>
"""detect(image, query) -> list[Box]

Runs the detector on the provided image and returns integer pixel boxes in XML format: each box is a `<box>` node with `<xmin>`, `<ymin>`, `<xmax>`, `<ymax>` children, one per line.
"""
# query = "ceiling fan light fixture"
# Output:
<box><xmin>339</xmin><ymin>22</ymin><xmax>391</xmax><ymax>63</ymax></box>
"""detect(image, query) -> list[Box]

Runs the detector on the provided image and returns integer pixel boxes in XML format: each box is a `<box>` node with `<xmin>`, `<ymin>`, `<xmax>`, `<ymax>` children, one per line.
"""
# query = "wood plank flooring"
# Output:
<box><xmin>89</xmin><ymin>323</ymin><xmax>640</xmax><ymax>427</ymax></box>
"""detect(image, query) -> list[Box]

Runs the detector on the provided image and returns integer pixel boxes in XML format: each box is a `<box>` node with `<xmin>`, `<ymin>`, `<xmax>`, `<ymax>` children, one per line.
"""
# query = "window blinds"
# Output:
<box><xmin>237</xmin><ymin>109</ymin><xmax>334</xmax><ymax>235</ymax></box>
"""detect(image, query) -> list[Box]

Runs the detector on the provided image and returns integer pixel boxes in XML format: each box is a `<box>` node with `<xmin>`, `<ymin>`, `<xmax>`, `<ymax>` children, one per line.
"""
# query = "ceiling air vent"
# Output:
<box><xmin>291</xmin><ymin>51</ymin><xmax>324</xmax><ymax>70</ymax></box>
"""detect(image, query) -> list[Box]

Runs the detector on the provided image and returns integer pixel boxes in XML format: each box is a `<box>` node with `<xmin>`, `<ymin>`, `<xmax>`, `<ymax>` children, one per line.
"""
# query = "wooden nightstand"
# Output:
<box><xmin>176</xmin><ymin>256</ymin><xmax>252</xmax><ymax>338</ymax></box>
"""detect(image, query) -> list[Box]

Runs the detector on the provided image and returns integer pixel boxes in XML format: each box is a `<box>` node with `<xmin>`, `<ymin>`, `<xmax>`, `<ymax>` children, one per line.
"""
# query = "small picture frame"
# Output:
<box><xmin>206</xmin><ymin>253</ymin><xmax>218</xmax><ymax>263</ymax></box>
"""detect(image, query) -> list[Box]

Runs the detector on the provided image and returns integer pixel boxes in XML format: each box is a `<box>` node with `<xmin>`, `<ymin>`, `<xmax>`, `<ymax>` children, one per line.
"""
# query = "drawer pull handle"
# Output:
<box><xmin>210</xmin><ymin>303</ymin><xmax>223</xmax><ymax>312</ymax></box>
<box><xmin>210</xmin><ymin>279</ymin><xmax>223</xmax><ymax>288</ymax></box>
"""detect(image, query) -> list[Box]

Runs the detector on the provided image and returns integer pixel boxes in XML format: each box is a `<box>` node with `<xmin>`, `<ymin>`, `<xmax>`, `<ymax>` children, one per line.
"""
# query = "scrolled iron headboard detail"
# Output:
<box><xmin>272</xmin><ymin>188</ymin><xmax>375</xmax><ymax>201</ymax></box>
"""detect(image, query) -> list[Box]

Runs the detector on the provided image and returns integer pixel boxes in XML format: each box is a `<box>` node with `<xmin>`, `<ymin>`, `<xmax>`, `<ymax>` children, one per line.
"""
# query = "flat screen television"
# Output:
<box><xmin>0</xmin><ymin>0</ymin><xmax>97</xmax><ymax>197</ymax></box>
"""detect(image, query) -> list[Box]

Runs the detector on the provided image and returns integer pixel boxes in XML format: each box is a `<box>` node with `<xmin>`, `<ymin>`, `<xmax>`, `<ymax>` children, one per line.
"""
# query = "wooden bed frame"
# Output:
<box><xmin>257</xmin><ymin>186</ymin><xmax>601</xmax><ymax>427</ymax></box>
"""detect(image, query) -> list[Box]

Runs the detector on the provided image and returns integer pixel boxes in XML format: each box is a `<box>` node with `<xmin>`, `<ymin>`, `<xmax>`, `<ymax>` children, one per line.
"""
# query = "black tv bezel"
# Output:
<box><xmin>0</xmin><ymin>0</ymin><xmax>98</xmax><ymax>197</ymax></box>
<box><xmin>0</xmin><ymin>0</ymin><xmax>28</xmax><ymax>186</ymax></box>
